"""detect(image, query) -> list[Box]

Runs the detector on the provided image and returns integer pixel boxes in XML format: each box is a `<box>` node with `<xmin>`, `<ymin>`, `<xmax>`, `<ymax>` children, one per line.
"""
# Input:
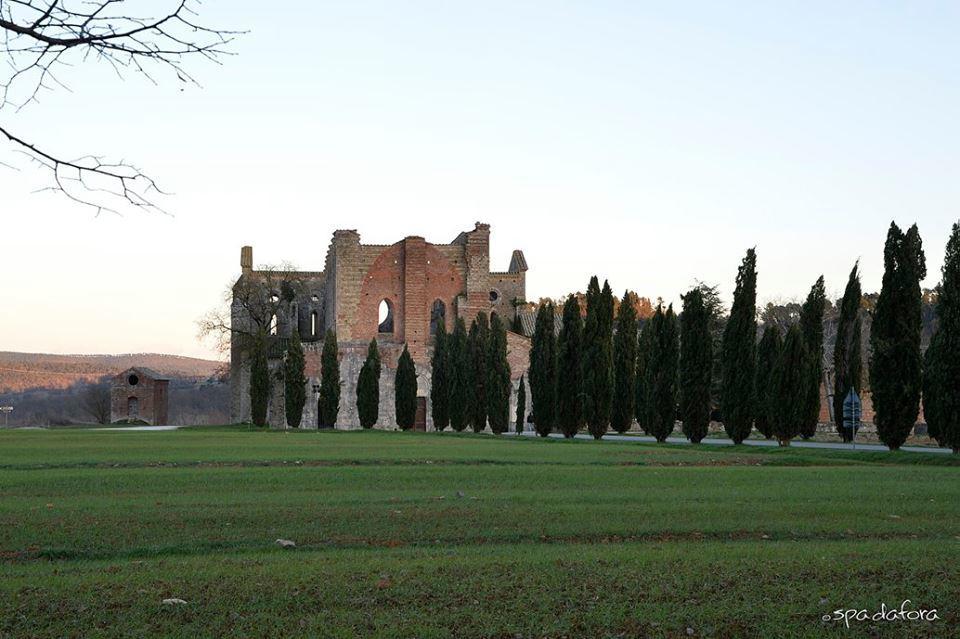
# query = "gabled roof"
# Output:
<box><xmin>116</xmin><ymin>366</ymin><xmax>170</xmax><ymax>382</ymax></box>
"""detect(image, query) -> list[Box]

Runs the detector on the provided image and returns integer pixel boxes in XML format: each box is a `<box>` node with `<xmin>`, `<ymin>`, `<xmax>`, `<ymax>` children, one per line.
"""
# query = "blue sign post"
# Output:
<box><xmin>842</xmin><ymin>389</ymin><xmax>862</xmax><ymax>450</ymax></box>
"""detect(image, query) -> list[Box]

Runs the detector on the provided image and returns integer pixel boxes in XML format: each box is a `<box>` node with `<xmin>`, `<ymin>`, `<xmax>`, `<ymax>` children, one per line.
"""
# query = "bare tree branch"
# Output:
<box><xmin>0</xmin><ymin>0</ymin><xmax>241</xmax><ymax>214</ymax></box>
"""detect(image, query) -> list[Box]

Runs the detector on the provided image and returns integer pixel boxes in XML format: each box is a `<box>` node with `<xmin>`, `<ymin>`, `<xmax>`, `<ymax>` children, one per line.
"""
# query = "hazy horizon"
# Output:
<box><xmin>3</xmin><ymin>2</ymin><xmax>958</xmax><ymax>359</ymax></box>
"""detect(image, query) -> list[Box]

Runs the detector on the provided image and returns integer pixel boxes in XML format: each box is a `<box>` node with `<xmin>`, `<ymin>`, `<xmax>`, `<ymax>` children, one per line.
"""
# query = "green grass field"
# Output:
<box><xmin>1</xmin><ymin>427</ymin><xmax>957</xmax><ymax>638</ymax></box>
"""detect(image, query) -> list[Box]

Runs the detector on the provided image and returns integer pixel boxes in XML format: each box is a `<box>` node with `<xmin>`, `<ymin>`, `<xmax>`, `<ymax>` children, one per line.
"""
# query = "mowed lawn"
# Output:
<box><xmin>0</xmin><ymin>428</ymin><xmax>958</xmax><ymax>638</ymax></box>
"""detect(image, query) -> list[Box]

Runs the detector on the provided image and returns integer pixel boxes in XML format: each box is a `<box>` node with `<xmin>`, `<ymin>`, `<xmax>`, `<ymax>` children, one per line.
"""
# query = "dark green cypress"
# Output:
<box><xmin>634</xmin><ymin>322</ymin><xmax>652</xmax><ymax>435</ymax></box>
<box><xmin>754</xmin><ymin>325</ymin><xmax>782</xmax><ymax>439</ymax></box>
<box><xmin>870</xmin><ymin>222</ymin><xmax>926</xmax><ymax>450</ymax></box>
<box><xmin>430</xmin><ymin>322</ymin><xmax>450</xmax><ymax>431</ymax></box>
<box><xmin>318</xmin><ymin>329</ymin><xmax>340</xmax><ymax>428</ymax></box>
<box><xmin>798</xmin><ymin>276</ymin><xmax>826</xmax><ymax>439</ymax></box>
<box><xmin>467</xmin><ymin>312</ymin><xmax>489</xmax><ymax>432</ymax></box>
<box><xmin>924</xmin><ymin>221</ymin><xmax>960</xmax><ymax>452</ymax></box>
<box><xmin>680</xmin><ymin>287</ymin><xmax>713</xmax><ymax>443</ymax></box>
<box><xmin>515</xmin><ymin>375</ymin><xmax>527</xmax><ymax>434</ymax></box>
<box><xmin>557</xmin><ymin>295</ymin><xmax>584</xmax><ymax>438</ymax></box>
<box><xmin>511</xmin><ymin>312</ymin><xmax>524</xmax><ymax>334</ymax></box>
<box><xmin>284</xmin><ymin>329</ymin><xmax>307</xmax><ymax>428</ymax></box>
<box><xmin>448</xmin><ymin>316</ymin><xmax>469</xmax><ymax>432</ymax></box>
<box><xmin>583</xmin><ymin>278</ymin><xmax>614</xmax><ymax>440</ymax></box>
<box><xmin>395</xmin><ymin>344</ymin><xmax>417</xmax><ymax>430</ymax></box>
<box><xmin>646</xmin><ymin>305</ymin><xmax>679</xmax><ymax>442</ymax></box>
<box><xmin>832</xmin><ymin>263</ymin><xmax>863</xmax><ymax>441</ymax></box>
<box><xmin>721</xmin><ymin>248</ymin><xmax>758</xmax><ymax>444</ymax></box>
<box><xmin>923</xmin><ymin>340</ymin><xmax>943</xmax><ymax>446</ymax></box>
<box><xmin>487</xmin><ymin>313</ymin><xmax>512</xmax><ymax>434</ymax></box>
<box><xmin>611</xmin><ymin>291</ymin><xmax>638</xmax><ymax>434</ymax></box>
<box><xmin>356</xmin><ymin>339</ymin><xmax>380</xmax><ymax>428</ymax></box>
<box><xmin>249</xmin><ymin>334</ymin><xmax>270</xmax><ymax>427</ymax></box>
<box><xmin>529</xmin><ymin>301</ymin><xmax>558</xmax><ymax>437</ymax></box>
<box><xmin>772</xmin><ymin>324</ymin><xmax>808</xmax><ymax>445</ymax></box>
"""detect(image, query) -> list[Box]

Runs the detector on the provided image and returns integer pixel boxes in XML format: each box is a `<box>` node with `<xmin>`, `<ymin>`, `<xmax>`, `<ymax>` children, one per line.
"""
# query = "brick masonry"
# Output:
<box><xmin>110</xmin><ymin>367</ymin><xmax>169</xmax><ymax>425</ymax></box>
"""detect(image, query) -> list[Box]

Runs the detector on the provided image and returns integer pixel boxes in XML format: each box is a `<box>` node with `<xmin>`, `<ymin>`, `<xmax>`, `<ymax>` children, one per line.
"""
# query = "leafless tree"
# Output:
<box><xmin>78</xmin><ymin>380</ymin><xmax>111</xmax><ymax>424</ymax></box>
<box><xmin>0</xmin><ymin>0</ymin><xmax>239</xmax><ymax>214</ymax></box>
<box><xmin>198</xmin><ymin>263</ymin><xmax>305</xmax><ymax>357</ymax></box>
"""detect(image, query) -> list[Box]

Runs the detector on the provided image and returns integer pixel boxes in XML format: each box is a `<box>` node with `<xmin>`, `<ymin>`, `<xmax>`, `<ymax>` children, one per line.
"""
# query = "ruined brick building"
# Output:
<box><xmin>110</xmin><ymin>367</ymin><xmax>169</xmax><ymax>425</ymax></box>
<box><xmin>230</xmin><ymin>223</ymin><xmax>532</xmax><ymax>429</ymax></box>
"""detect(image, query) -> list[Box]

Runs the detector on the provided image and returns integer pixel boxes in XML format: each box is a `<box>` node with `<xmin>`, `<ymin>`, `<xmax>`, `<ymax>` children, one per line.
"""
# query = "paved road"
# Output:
<box><xmin>510</xmin><ymin>430</ymin><xmax>952</xmax><ymax>454</ymax></box>
<box><xmin>92</xmin><ymin>425</ymin><xmax>180</xmax><ymax>431</ymax></box>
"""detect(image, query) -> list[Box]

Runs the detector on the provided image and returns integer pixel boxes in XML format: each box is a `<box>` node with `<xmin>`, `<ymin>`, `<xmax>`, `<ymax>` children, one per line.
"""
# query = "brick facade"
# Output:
<box><xmin>231</xmin><ymin>223</ymin><xmax>530</xmax><ymax>430</ymax></box>
<box><xmin>110</xmin><ymin>367</ymin><xmax>169</xmax><ymax>425</ymax></box>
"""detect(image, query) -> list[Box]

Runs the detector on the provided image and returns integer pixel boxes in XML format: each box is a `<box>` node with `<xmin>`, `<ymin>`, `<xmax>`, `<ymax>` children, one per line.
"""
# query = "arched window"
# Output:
<box><xmin>310</xmin><ymin>311</ymin><xmax>318</xmax><ymax>337</ymax></box>
<box><xmin>378</xmin><ymin>299</ymin><xmax>394</xmax><ymax>334</ymax></box>
<box><xmin>269</xmin><ymin>314</ymin><xmax>278</xmax><ymax>335</ymax></box>
<box><xmin>127</xmin><ymin>397</ymin><xmax>139</xmax><ymax>418</ymax></box>
<box><xmin>430</xmin><ymin>299</ymin><xmax>446</xmax><ymax>335</ymax></box>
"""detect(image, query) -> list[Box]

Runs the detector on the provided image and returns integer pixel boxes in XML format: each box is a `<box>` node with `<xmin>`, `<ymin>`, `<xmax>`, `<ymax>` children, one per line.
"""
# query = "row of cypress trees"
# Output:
<box><xmin>258</xmin><ymin>220</ymin><xmax>960</xmax><ymax>452</ymax></box>
<box><xmin>430</xmin><ymin>311</ymin><xmax>512</xmax><ymax>433</ymax></box>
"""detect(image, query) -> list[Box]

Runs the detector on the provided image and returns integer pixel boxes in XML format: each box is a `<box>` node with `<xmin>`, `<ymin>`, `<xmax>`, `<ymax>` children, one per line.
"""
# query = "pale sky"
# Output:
<box><xmin>2</xmin><ymin>1</ymin><xmax>958</xmax><ymax>359</ymax></box>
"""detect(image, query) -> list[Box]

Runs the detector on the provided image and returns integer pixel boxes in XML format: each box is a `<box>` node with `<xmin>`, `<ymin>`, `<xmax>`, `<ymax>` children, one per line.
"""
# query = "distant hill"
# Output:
<box><xmin>0</xmin><ymin>352</ymin><xmax>223</xmax><ymax>394</ymax></box>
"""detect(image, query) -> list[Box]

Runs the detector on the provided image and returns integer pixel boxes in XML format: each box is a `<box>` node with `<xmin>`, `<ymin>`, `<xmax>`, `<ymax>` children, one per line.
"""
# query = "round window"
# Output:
<box><xmin>489</xmin><ymin>289</ymin><xmax>501</xmax><ymax>302</ymax></box>
<box><xmin>128</xmin><ymin>374</ymin><xmax>139</xmax><ymax>386</ymax></box>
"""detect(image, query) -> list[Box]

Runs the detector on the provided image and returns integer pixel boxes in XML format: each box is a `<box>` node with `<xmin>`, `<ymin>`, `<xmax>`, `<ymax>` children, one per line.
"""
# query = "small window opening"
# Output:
<box><xmin>430</xmin><ymin>299</ymin><xmax>446</xmax><ymax>335</ymax></box>
<box><xmin>128</xmin><ymin>374</ymin><xmax>139</xmax><ymax>386</ymax></box>
<box><xmin>378</xmin><ymin>299</ymin><xmax>395</xmax><ymax>334</ymax></box>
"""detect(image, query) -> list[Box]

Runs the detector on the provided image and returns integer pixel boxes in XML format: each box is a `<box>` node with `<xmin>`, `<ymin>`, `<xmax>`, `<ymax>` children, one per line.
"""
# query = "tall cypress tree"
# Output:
<box><xmin>680</xmin><ymin>287</ymin><xmax>712</xmax><ymax>443</ymax></box>
<box><xmin>583</xmin><ymin>277</ymin><xmax>614</xmax><ymax>440</ymax></box>
<box><xmin>754</xmin><ymin>325</ymin><xmax>782</xmax><ymax>439</ymax></box>
<box><xmin>430</xmin><ymin>322</ymin><xmax>450</xmax><ymax>431</ymax></box>
<box><xmin>466</xmin><ymin>312</ymin><xmax>489</xmax><ymax>432</ymax></box>
<box><xmin>356</xmin><ymin>338</ymin><xmax>380</xmax><ymax>428</ymax></box>
<box><xmin>634</xmin><ymin>322</ymin><xmax>651</xmax><ymax>435</ymax></box>
<box><xmin>284</xmin><ymin>329</ymin><xmax>307</xmax><ymax>428</ymax></box>
<box><xmin>318</xmin><ymin>329</ymin><xmax>340</xmax><ymax>428</ymax></box>
<box><xmin>772</xmin><ymin>324</ymin><xmax>808</xmax><ymax>446</ymax></box>
<box><xmin>515</xmin><ymin>375</ymin><xmax>527</xmax><ymax>434</ymax></box>
<box><xmin>611</xmin><ymin>291</ymin><xmax>638</xmax><ymax>433</ymax></box>
<box><xmin>647</xmin><ymin>304</ymin><xmax>679</xmax><ymax>442</ymax></box>
<box><xmin>924</xmin><ymin>221</ymin><xmax>960</xmax><ymax>452</ymax></box>
<box><xmin>487</xmin><ymin>313</ymin><xmax>512</xmax><ymax>434</ymax></box>
<box><xmin>798</xmin><ymin>276</ymin><xmax>826</xmax><ymax>439</ymax></box>
<box><xmin>448</xmin><ymin>316</ymin><xmax>469</xmax><ymax>432</ymax></box>
<box><xmin>529</xmin><ymin>301</ymin><xmax>557</xmax><ymax>437</ymax></box>
<box><xmin>870</xmin><ymin>222</ymin><xmax>926</xmax><ymax>450</ymax></box>
<box><xmin>249</xmin><ymin>334</ymin><xmax>270</xmax><ymax>427</ymax></box>
<box><xmin>923</xmin><ymin>340</ymin><xmax>944</xmax><ymax>446</ymax></box>
<box><xmin>557</xmin><ymin>295</ymin><xmax>584</xmax><ymax>438</ymax></box>
<box><xmin>833</xmin><ymin>263</ymin><xmax>863</xmax><ymax>441</ymax></box>
<box><xmin>721</xmin><ymin>248</ymin><xmax>758</xmax><ymax>444</ymax></box>
<box><xmin>395</xmin><ymin>344</ymin><xmax>417</xmax><ymax>430</ymax></box>
<box><xmin>511</xmin><ymin>312</ymin><xmax>524</xmax><ymax>334</ymax></box>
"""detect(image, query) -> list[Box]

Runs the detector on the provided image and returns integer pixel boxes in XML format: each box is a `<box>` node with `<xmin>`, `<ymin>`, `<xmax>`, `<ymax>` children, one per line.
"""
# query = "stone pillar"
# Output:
<box><xmin>241</xmin><ymin>246</ymin><xmax>253</xmax><ymax>275</ymax></box>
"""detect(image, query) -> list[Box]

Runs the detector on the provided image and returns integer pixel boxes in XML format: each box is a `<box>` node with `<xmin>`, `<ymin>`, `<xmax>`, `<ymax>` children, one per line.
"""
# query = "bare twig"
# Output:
<box><xmin>0</xmin><ymin>0</ymin><xmax>240</xmax><ymax>213</ymax></box>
